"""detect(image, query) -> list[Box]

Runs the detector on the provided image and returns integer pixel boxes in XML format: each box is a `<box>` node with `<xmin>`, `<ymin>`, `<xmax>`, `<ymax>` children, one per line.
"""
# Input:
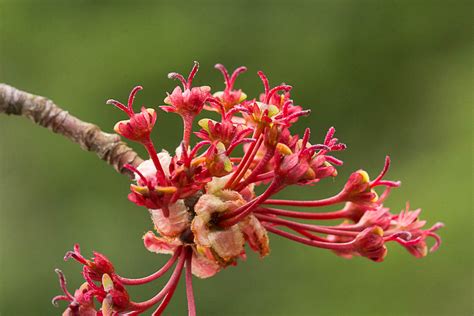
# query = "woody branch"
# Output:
<box><xmin>0</xmin><ymin>83</ymin><xmax>143</xmax><ymax>178</ymax></box>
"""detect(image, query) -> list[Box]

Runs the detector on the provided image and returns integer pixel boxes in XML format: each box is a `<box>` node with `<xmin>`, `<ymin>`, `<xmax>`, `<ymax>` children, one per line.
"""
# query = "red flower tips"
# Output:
<box><xmin>107</xmin><ymin>86</ymin><xmax>157</xmax><ymax>143</ymax></box>
<box><xmin>61</xmin><ymin>62</ymin><xmax>443</xmax><ymax>314</ymax></box>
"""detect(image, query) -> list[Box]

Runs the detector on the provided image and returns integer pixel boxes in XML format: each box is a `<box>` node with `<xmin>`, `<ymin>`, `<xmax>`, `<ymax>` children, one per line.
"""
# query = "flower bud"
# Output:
<box><xmin>87</xmin><ymin>252</ymin><xmax>115</xmax><ymax>280</ymax></box>
<box><xmin>113</xmin><ymin>107</ymin><xmax>156</xmax><ymax>142</ymax></box>
<box><xmin>342</xmin><ymin>170</ymin><xmax>378</xmax><ymax>207</ymax></box>
<box><xmin>353</xmin><ymin>226</ymin><xmax>387</xmax><ymax>262</ymax></box>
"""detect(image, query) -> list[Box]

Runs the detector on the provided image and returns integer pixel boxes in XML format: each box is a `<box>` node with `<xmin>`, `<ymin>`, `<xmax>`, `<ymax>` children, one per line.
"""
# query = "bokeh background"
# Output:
<box><xmin>0</xmin><ymin>1</ymin><xmax>472</xmax><ymax>315</ymax></box>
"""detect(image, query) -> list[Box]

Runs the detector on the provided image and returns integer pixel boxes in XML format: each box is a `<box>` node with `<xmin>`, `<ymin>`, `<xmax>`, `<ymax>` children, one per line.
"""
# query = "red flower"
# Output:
<box><xmin>107</xmin><ymin>86</ymin><xmax>157</xmax><ymax>143</ymax></box>
<box><xmin>161</xmin><ymin>61</ymin><xmax>211</xmax><ymax>148</ymax></box>
<box><xmin>54</xmin><ymin>62</ymin><xmax>443</xmax><ymax>315</ymax></box>
<box><xmin>213</xmin><ymin>63</ymin><xmax>248</xmax><ymax>111</ymax></box>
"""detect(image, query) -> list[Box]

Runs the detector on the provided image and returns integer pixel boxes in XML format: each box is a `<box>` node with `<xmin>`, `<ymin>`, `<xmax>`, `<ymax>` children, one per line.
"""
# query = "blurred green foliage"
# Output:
<box><xmin>0</xmin><ymin>1</ymin><xmax>472</xmax><ymax>315</ymax></box>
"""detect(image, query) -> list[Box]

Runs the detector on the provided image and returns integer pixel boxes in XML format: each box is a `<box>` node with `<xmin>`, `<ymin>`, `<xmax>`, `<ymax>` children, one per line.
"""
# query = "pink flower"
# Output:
<box><xmin>162</xmin><ymin>85</ymin><xmax>211</xmax><ymax>116</ymax></box>
<box><xmin>212</xmin><ymin>63</ymin><xmax>248</xmax><ymax>111</ymax></box>
<box><xmin>54</xmin><ymin>62</ymin><xmax>443</xmax><ymax>315</ymax></box>
<box><xmin>161</xmin><ymin>61</ymin><xmax>211</xmax><ymax>148</ymax></box>
<box><xmin>386</xmin><ymin>204</ymin><xmax>444</xmax><ymax>258</ymax></box>
<box><xmin>107</xmin><ymin>86</ymin><xmax>157</xmax><ymax>143</ymax></box>
<box><xmin>52</xmin><ymin>270</ymin><xmax>97</xmax><ymax>316</ymax></box>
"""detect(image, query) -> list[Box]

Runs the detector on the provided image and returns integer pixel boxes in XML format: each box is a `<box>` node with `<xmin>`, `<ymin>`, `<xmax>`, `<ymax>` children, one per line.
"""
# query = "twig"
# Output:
<box><xmin>0</xmin><ymin>83</ymin><xmax>143</xmax><ymax>178</ymax></box>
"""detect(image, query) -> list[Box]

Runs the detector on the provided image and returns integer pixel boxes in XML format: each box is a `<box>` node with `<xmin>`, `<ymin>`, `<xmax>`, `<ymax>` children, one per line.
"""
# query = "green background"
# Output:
<box><xmin>0</xmin><ymin>1</ymin><xmax>472</xmax><ymax>315</ymax></box>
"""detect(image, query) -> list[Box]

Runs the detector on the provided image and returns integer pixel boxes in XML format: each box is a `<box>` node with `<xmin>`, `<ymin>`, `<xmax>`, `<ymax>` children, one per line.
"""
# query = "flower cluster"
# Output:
<box><xmin>54</xmin><ymin>62</ymin><xmax>443</xmax><ymax>315</ymax></box>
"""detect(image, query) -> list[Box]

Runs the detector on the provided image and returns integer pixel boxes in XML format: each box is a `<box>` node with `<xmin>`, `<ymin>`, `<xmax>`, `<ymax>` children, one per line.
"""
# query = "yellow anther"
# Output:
<box><xmin>357</xmin><ymin>170</ymin><xmax>370</xmax><ymax>183</ymax></box>
<box><xmin>155</xmin><ymin>186</ymin><xmax>178</xmax><ymax>194</ymax></box>
<box><xmin>276</xmin><ymin>143</ymin><xmax>292</xmax><ymax>155</ymax></box>
<box><xmin>372</xmin><ymin>226</ymin><xmax>384</xmax><ymax>237</ymax></box>
<box><xmin>268</xmin><ymin>104</ymin><xmax>280</xmax><ymax>117</ymax></box>
<box><xmin>198</xmin><ymin>118</ymin><xmax>213</xmax><ymax>132</ymax></box>
<box><xmin>102</xmin><ymin>273</ymin><xmax>114</xmax><ymax>292</ymax></box>
<box><xmin>239</xmin><ymin>92</ymin><xmax>248</xmax><ymax>102</ymax></box>
<box><xmin>305</xmin><ymin>167</ymin><xmax>316</xmax><ymax>179</ymax></box>
<box><xmin>224</xmin><ymin>158</ymin><xmax>233</xmax><ymax>172</ymax></box>
<box><xmin>131</xmin><ymin>184</ymin><xmax>149</xmax><ymax>195</ymax></box>
<box><xmin>191</xmin><ymin>156</ymin><xmax>206</xmax><ymax>166</ymax></box>
<box><xmin>146</xmin><ymin>108</ymin><xmax>156</xmax><ymax>115</ymax></box>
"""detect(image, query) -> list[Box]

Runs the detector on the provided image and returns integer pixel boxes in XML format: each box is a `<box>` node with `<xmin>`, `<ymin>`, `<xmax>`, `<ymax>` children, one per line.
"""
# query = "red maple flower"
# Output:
<box><xmin>54</xmin><ymin>62</ymin><xmax>443</xmax><ymax>315</ymax></box>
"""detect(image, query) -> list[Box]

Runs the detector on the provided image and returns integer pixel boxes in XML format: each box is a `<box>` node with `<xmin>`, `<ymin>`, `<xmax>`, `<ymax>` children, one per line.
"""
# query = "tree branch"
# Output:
<box><xmin>0</xmin><ymin>83</ymin><xmax>143</xmax><ymax>178</ymax></box>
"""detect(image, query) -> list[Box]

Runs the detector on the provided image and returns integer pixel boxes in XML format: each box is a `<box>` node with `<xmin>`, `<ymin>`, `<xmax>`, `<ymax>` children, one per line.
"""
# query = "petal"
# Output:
<box><xmin>191</xmin><ymin>251</ymin><xmax>221</xmax><ymax>279</ymax></box>
<box><xmin>143</xmin><ymin>231</ymin><xmax>182</xmax><ymax>255</ymax></box>
<box><xmin>135</xmin><ymin>150</ymin><xmax>172</xmax><ymax>182</ymax></box>
<box><xmin>150</xmin><ymin>200</ymin><xmax>190</xmax><ymax>237</ymax></box>
<box><xmin>239</xmin><ymin>215</ymin><xmax>270</xmax><ymax>257</ymax></box>
<box><xmin>208</xmin><ymin>225</ymin><xmax>245</xmax><ymax>262</ymax></box>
